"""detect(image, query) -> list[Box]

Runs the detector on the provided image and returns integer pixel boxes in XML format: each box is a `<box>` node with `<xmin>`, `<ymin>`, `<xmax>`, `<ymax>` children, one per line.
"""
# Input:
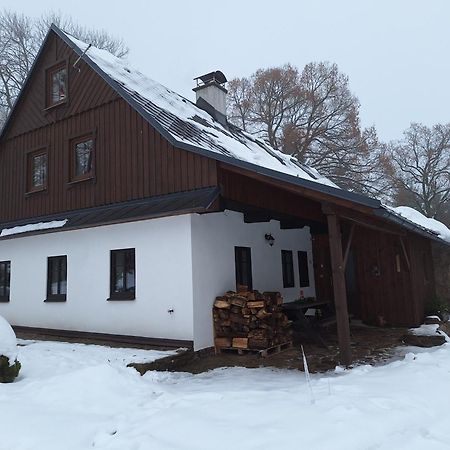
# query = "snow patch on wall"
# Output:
<box><xmin>0</xmin><ymin>220</ymin><xmax>68</xmax><ymax>237</ymax></box>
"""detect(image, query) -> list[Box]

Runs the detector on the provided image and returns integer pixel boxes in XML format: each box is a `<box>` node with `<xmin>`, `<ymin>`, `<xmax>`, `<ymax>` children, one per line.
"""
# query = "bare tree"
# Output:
<box><xmin>36</xmin><ymin>12</ymin><xmax>128</xmax><ymax>58</ymax></box>
<box><xmin>0</xmin><ymin>12</ymin><xmax>38</xmax><ymax>113</ymax></box>
<box><xmin>389</xmin><ymin>123</ymin><xmax>450</xmax><ymax>222</ymax></box>
<box><xmin>0</xmin><ymin>10</ymin><xmax>128</xmax><ymax>129</ymax></box>
<box><xmin>227</xmin><ymin>62</ymin><xmax>390</xmax><ymax>196</ymax></box>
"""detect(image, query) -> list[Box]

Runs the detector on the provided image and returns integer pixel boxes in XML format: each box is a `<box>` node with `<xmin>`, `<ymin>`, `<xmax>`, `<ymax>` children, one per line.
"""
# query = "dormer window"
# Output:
<box><xmin>46</xmin><ymin>63</ymin><xmax>67</xmax><ymax>107</ymax></box>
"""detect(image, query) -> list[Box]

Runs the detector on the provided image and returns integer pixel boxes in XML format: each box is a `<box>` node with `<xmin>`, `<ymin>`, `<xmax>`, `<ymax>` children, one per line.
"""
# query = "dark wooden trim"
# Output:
<box><xmin>107</xmin><ymin>293</ymin><xmax>136</xmax><ymax>301</ymax></box>
<box><xmin>326</xmin><ymin>213</ymin><xmax>352</xmax><ymax>366</ymax></box>
<box><xmin>12</xmin><ymin>325</ymin><xmax>193</xmax><ymax>349</ymax></box>
<box><xmin>45</xmin><ymin>296</ymin><xmax>67</xmax><ymax>303</ymax></box>
<box><xmin>400</xmin><ymin>237</ymin><xmax>411</xmax><ymax>271</ymax></box>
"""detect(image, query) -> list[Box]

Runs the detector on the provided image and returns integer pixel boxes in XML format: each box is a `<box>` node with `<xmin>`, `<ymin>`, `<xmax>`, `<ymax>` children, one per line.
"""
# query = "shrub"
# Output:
<box><xmin>0</xmin><ymin>355</ymin><xmax>21</xmax><ymax>383</ymax></box>
<box><xmin>424</xmin><ymin>298</ymin><xmax>450</xmax><ymax>321</ymax></box>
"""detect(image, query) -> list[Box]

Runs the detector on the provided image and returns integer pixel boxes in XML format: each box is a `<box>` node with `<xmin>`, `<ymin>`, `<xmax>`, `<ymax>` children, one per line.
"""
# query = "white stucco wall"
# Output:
<box><xmin>0</xmin><ymin>215</ymin><xmax>194</xmax><ymax>342</ymax></box>
<box><xmin>191</xmin><ymin>210</ymin><xmax>315</xmax><ymax>350</ymax></box>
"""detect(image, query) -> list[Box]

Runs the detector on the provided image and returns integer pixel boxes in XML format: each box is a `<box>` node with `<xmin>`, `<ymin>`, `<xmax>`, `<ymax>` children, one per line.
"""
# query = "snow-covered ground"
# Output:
<box><xmin>1</xmin><ymin>337</ymin><xmax>450</xmax><ymax>450</ymax></box>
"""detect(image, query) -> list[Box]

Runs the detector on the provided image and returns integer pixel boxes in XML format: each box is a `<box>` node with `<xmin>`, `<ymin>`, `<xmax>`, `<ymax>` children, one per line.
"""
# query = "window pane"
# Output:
<box><xmin>52</xmin><ymin>68</ymin><xmax>67</xmax><ymax>103</ymax></box>
<box><xmin>0</xmin><ymin>261</ymin><xmax>10</xmax><ymax>298</ymax></box>
<box><xmin>125</xmin><ymin>250</ymin><xmax>135</xmax><ymax>292</ymax></box>
<box><xmin>75</xmin><ymin>140</ymin><xmax>93</xmax><ymax>176</ymax></box>
<box><xmin>298</xmin><ymin>251</ymin><xmax>310</xmax><ymax>288</ymax></box>
<box><xmin>47</xmin><ymin>256</ymin><xmax>67</xmax><ymax>298</ymax></box>
<box><xmin>51</xmin><ymin>259</ymin><xmax>59</xmax><ymax>294</ymax></box>
<box><xmin>113</xmin><ymin>251</ymin><xmax>125</xmax><ymax>292</ymax></box>
<box><xmin>60</xmin><ymin>258</ymin><xmax>67</xmax><ymax>294</ymax></box>
<box><xmin>111</xmin><ymin>249</ymin><xmax>135</xmax><ymax>298</ymax></box>
<box><xmin>282</xmin><ymin>250</ymin><xmax>294</xmax><ymax>288</ymax></box>
<box><xmin>235</xmin><ymin>247</ymin><xmax>252</xmax><ymax>290</ymax></box>
<box><xmin>32</xmin><ymin>154</ymin><xmax>47</xmax><ymax>187</ymax></box>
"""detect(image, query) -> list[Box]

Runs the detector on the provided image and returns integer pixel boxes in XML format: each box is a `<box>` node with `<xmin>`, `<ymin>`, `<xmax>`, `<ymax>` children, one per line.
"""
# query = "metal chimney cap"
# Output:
<box><xmin>194</xmin><ymin>70</ymin><xmax>227</xmax><ymax>86</ymax></box>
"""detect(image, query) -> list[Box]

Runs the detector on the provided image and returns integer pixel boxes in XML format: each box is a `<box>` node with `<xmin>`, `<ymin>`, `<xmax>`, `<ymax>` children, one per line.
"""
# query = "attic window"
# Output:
<box><xmin>47</xmin><ymin>63</ymin><xmax>67</xmax><ymax>107</ymax></box>
<box><xmin>70</xmin><ymin>135</ymin><xmax>94</xmax><ymax>182</ymax></box>
<box><xmin>27</xmin><ymin>149</ymin><xmax>48</xmax><ymax>193</ymax></box>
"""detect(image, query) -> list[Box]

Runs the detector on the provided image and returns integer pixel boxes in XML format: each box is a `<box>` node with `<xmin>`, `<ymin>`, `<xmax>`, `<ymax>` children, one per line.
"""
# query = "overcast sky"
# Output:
<box><xmin>2</xmin><ymin>0</ymin><xmax>449</xmax><ymax>141</ymax></box>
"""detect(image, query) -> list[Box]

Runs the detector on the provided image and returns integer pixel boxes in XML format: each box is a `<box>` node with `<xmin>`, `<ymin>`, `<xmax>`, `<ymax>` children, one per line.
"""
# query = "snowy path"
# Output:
<box><xmin>0</xmin><ymin>339</ymin><xmax>449</xmax><ymax>449</ymax></box>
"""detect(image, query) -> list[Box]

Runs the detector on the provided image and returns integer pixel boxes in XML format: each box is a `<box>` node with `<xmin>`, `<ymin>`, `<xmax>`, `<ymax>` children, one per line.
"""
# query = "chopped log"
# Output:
<box><xmin>218</xmin><ymin>310</ymin><xmax>229</xmax><ymax>319</ymax></box>
<box><xmin>229</xmin><ymin>313</ymin><xmax>251</xmax><ymax>325</ymax></box>
<box><xmin>247</xmin><ymin>301</ymin><xmax>265</xmax><ymax>309</ymax></box>
<box><xmin>213</xmin><ymin>290</ymin><xmax>291</xmax><ymax>353</ymax></box>
<box><xmin>232</xmin><ymin>337</ymin><xmax>249</xmax><ymax>349</ymax></box>
<box><xmin>215</xmin><ymin>337</ymin><xmax>231</xmax><ymax>348</ymax></box>
<box><xmin>214</xmin><ymin>298</ymin><xmax>230</xmax><ymax>309</ymax></box>
<box><xmin>230</xmin><ymin>297</ymin><xmax>247</xmax><ymax>307</ymax></box>
<box><xmin>256</xmin><ymin>309</ymin><xmax>272</xmax><ymax>319</ymax></box>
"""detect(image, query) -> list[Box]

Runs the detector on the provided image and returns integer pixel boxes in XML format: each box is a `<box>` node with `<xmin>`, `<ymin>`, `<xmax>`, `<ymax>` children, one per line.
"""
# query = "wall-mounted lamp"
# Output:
<box><xmin>265</xmin><ymin>233</ymin><xmax>275</xmax><ymax>246</ymax></box>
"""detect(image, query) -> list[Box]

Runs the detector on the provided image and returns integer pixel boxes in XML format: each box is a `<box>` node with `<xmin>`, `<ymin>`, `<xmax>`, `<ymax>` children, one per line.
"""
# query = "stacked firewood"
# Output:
<box><xmin>213</xmin><ymin>290</ymin><xmax>292</xmax><ymax>351</ymax></box>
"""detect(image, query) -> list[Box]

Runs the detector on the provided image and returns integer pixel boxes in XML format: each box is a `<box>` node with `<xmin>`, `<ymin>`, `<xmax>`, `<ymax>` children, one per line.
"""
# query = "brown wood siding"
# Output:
<box><xmin>348</xmin><ymin>227</ymin><xmax>432</xmax><ymax>326</ymax></box>
<box><xmin>311</xmin><ymin>225</ymin><xmax>434</xmax><ymax>327</ymax></box>
<box><xmin>218</xmin><ymin>168</ymin><xmax>324</xmax><ymax>223</ymax></box>
<box><xmin>0</xmin><ymin>31</ymin><xmax>218</xmax><ymax>222</ymax></box>
<box><xmin>3</xmin><ymin>33</ymin><xmax>119</xmax><ymax>140</ymax></box>
<box><xmin>0</xmin><ymin>97</ymin><xmax>218</xmax><ymax>222</ymax></box>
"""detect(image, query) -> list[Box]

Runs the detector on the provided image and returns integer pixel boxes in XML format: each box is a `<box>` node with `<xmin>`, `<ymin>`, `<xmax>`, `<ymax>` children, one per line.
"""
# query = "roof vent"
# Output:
<box><xmin>193</xmin><ymin>71</ymin><xmax>228</xmax><ymax>125</ymax></box>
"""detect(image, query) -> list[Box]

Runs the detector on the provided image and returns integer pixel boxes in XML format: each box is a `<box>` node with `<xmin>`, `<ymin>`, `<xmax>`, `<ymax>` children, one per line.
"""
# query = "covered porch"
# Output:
<box><xmin>216</xmin><ymin>163</ymin><xmax>436</xmax><ymax>366</ymax></box>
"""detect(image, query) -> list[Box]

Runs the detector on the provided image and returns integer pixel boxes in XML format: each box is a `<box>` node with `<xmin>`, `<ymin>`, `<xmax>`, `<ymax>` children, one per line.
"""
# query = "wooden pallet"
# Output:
<box><xmin>216</xmin><ymin>341</ymin><xmax>293</xmax><ymax>357</ymax></box>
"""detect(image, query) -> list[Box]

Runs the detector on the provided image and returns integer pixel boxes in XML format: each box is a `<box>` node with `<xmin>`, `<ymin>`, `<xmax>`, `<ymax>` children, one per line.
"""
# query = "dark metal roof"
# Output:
<box><xmin>0</xmin><ymin>187</ymin><xmax>220</xmax><ymax>240</ymax></box>
<box><xmin>40</xmin><ymin>25</ymin><xmax>380</xmax><ymax>210</ymax></box>
<box><xmin>374</xmin><ymin>207</ymin><xmax>450</xmax><ymax>246</ymax></box>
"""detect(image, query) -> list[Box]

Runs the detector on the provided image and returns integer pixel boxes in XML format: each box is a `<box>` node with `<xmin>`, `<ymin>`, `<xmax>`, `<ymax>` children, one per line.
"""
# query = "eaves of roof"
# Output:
<box><xmin>0</xmin><ymin>187</ymin><xmax>220</xmax><ymax>240</ymax></box>
<box><xmin>374</xmin><ymin>207</ymin><xmax>450</xmax><ymax>247</ymax></box>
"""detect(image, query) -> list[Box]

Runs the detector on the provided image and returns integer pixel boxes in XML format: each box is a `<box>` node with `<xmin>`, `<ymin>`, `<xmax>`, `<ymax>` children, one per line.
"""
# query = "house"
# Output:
<box><xmin>0</xmin><ymin>25</ymin><xmax>449</xmax><ymax>364</ymax></box>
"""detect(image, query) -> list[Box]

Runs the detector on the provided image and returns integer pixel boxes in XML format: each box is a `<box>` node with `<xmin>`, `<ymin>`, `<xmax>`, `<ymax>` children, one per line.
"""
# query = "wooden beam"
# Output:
<box><xmin>343</xmin><ymin>223</ymin><xmax>355</xmax><ymax>269</ymax></box>
<box><xmin>326</xmin><ymin>213</ymin><xmax>352</xmax><ymax>366</ymax></box>
<box><xmin>399</xmin><ymin>237</ymin><xmax>411</xmax><ymax>271</ymax></box>
<box><xmin>322</xmin><ymin>202</ymin><xmax>406</xmax><ymax>237</ymax></box>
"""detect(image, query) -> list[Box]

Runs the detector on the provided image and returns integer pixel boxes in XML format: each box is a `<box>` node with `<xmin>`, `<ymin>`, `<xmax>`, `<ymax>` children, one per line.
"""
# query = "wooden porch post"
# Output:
<box><xmin>326</xmin><ymin>213</ymin><xmax>352</xmax><ymax>366</ymax></box>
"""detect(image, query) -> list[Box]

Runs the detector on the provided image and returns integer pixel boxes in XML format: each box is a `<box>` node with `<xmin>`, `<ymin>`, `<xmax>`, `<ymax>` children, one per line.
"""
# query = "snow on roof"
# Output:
<box><xmin>0</xmin><ymin>220</ymin><xmax>68</xmax><ymax>237</ymax></box>
<box><xmin>63</xmin><ymin>32</ymin><xmax>337</xmax><ymax>189</ymax></box>
<box><xmin>387</xmin><ymin>206</ymin><xmax>450</xmax><ymax>244</ymax></box>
